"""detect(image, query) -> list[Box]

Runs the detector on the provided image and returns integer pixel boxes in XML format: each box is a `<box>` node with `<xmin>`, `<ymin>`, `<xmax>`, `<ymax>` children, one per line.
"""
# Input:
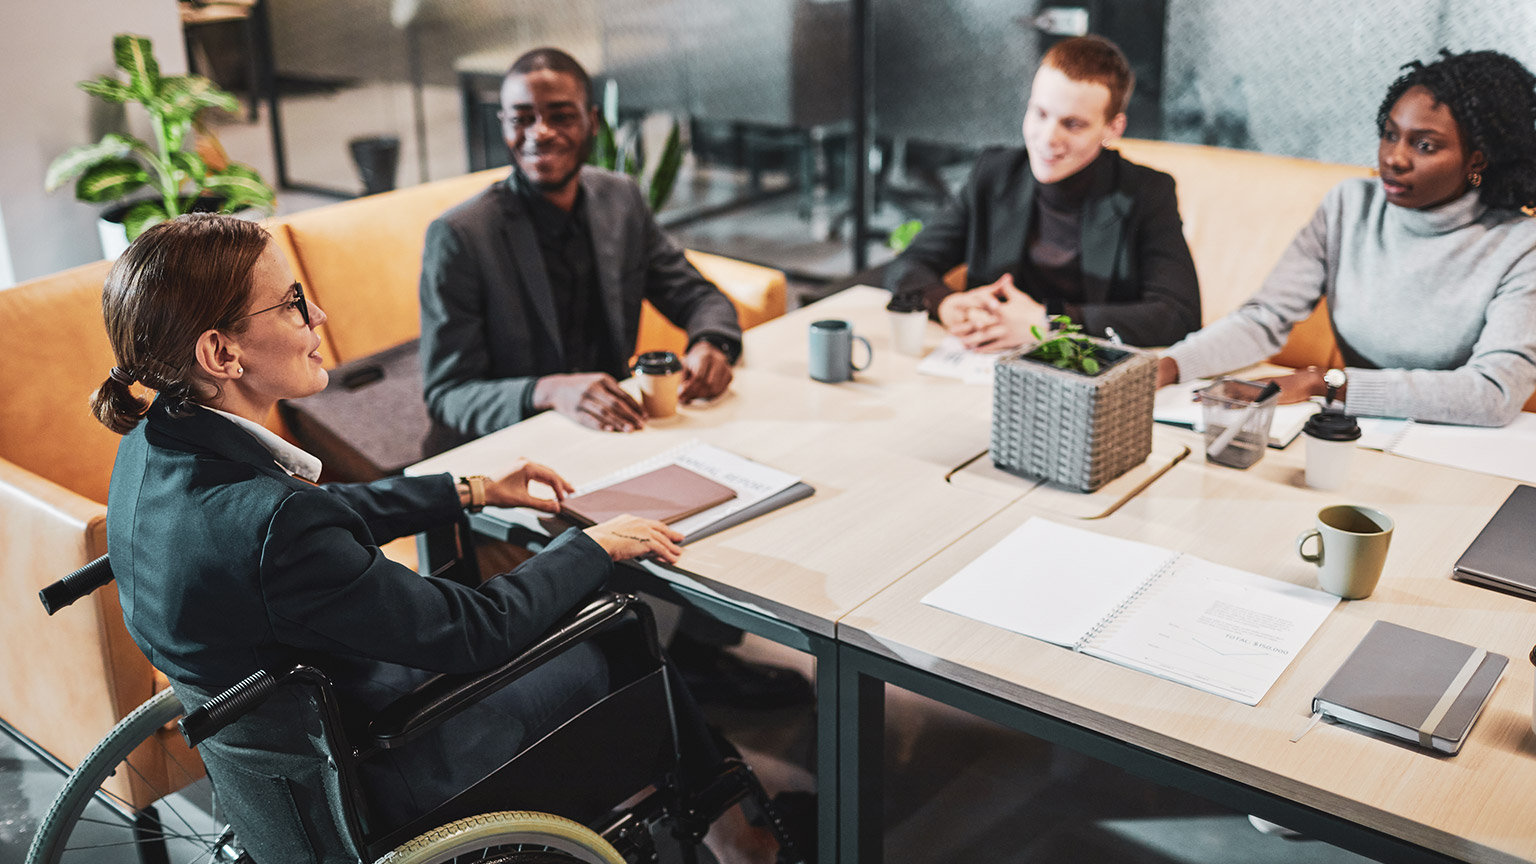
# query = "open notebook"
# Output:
<box><xmin>1355</xmin><ymin>414</ymin><xmax>1536</xmax><ymax>485</ymax></box>
<box><xmin>922</xmin><ymin>518</ymin><xmax>1338</xmax><ymax>705</ymax></box>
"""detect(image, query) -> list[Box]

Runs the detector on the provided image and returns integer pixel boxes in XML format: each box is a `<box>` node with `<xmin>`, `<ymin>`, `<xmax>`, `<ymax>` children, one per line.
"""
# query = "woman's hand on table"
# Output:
<box><xmin>484</xmin><ymin>459</ymin><xmax>574</xmax><ymax>513</ymax></box>
<box><xmin>584</xmin><ymin>515</ymin><xmax>684</xmax><ymax>564</ymax></box>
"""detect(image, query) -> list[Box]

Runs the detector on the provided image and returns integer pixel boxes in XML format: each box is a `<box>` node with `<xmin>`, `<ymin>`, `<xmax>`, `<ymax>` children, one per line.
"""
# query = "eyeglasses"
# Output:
<box><xmin>236</xmin><ymin>281</ymin><xmax>310</xmax><ymax>327</ymax></box>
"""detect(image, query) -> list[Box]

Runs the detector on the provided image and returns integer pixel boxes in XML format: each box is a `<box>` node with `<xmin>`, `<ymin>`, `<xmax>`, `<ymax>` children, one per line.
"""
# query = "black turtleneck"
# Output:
<box><xmin>1019</xmin><ymin>148</ymin><xmax>1114</xmax><ymax>319</ymax></box>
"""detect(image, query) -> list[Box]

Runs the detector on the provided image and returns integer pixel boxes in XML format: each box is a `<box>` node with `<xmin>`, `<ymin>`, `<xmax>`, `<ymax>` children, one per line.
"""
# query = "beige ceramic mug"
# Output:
<box><xmin>1296</xmin><ymin>505</ymin><xmax>1394</xmax><ymax>599</ymax></box>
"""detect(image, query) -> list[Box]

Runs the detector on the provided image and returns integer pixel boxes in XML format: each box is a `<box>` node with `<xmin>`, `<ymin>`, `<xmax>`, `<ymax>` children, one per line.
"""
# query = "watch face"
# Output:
<box><xmin>1323</xmin><ymin>368</ymin><xmax>1347</xmax><ymax>389</ymax></box>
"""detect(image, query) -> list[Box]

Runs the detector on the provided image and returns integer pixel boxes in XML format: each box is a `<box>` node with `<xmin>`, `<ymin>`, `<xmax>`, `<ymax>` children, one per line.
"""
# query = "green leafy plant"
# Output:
<box><xmin>1026</xmin><ymin>315</ymin><xmax>1105</xmax><ymax>375</ymax></box>
<box><xmin>588</xmin><ymin>105</ymin><xmax>683</xmax><ymax>213</ymax></box>
<box><xmin>44</xmin><ymin>34</ymin><xmax>276</xmax><ymax>240</ymax></box>
<box><xmin>887</xmin><ymin>219</ymin><xmax>924</xmax><ymax>252</ymax></box>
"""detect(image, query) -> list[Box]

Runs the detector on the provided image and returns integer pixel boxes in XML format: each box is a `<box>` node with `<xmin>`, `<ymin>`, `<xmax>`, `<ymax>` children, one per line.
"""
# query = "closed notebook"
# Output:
<box><xmin>1453</xmin><ymin>484</ymin><xmax>1536</xmax><ymax>600</ymax></box>
<box><xmin>562</xmin><ymin>464</ymin><xmax>737</xmax><ymax>526</ymax></box>
<box><xmin>1312</xmin><ymin>621</ymin><xmax>1507</xmax><ymax>755</ymax></box>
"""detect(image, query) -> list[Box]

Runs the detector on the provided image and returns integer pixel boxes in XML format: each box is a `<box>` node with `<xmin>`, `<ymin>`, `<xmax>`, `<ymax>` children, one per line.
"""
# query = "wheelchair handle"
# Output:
<box><xmin>179</xmin><ymin>668</ymin><xmax>279</xmax><ymax>747</ymax></box>
<box><xmin>39</xmin><ymin>555</ymin><xmax>114</xmax><ymax>615</ymax></box>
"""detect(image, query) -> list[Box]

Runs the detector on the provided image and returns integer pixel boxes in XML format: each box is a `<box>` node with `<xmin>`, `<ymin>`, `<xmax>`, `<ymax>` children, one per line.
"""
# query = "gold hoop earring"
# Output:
<box><xmin>1469</xmin><ymin>172</ymin><xmax>1483</xmax><ymax>188</ymax></box>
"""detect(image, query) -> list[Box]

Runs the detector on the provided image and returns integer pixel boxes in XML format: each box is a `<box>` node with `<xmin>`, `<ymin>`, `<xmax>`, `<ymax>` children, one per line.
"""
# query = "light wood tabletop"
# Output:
<box><xmin>840</xmin><ymin>424</ymin><xmax>1536</xmax><ymax>864</ymax></box>
<box><xmin>409</xmin><ymin>286</ymin><xmax>1035</xmax><ymax>635</ymax></box>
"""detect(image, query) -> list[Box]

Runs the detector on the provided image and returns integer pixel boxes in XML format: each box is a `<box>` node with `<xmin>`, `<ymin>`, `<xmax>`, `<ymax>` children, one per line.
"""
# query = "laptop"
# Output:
<box><xmin>1453</xmin><ymin>485</ymin><xmax>1536</xmax><ymax>600</ymax></box>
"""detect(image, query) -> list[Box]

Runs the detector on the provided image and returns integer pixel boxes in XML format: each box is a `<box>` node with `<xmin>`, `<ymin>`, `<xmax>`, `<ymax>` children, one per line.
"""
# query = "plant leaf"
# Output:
<box><xmin>157</xmin><ymin>75</ymin><xmax>240</xmax><ymax>115</ymax></box>
<box><xmin>122</xmin><ymin>200</ymin><xmax>169</xmax><ymax>240</ymax></box>
<box><xmin>589</xmin><ymin>114</ymin><xmax>617</xmax><ymax>170</ymax></box>
<box><xmin>168</xmin><ymin>149</ymin><xmax>207</xmax><ymax>184</ymax></box>
<box><xmin>113</xmin><ymin>34</ymin><xmax>160</xmax><ymax>101</ymax></box>
<box><xmin>1029</xmin><ymin>324</ymin><xmax>1044</xmax><ymax>342</ymax></box>
<box><xmin>887</xmin><ymin>219</ymin><xmax>924</xmax><ymax>253</ymax></box>
<box><xmin>204</xmin><ymin>163</ymin><xmax>276</xmax><ymax>213</ymax></box>
<box><xmin>1081</xmin><ymin>356</ymin><xmax>1100</xmax><ymax>375</ymax></box>
<box><xmin>648</xmin><ymin>118</ymin><xmax>683</xmax><ymax>212</ymax></box>
<box><xmin>45</xmin><ymin>133</ymin><xmax>137</xmax><ymax>191</ymax></box>
<box><xmin>74</xmin><ymin>158</ymin><xmax>149</xmax><ymax>203</ymax></box>
<box><xmin>79</xmin><ymin>75</ymin><xmax>131</xmax><ymax>103</ymax></box>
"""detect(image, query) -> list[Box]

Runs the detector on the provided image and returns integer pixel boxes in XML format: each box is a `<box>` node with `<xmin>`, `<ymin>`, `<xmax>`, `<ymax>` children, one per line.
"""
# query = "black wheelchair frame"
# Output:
<box><xmin>35</xmin><ymin>555</ymin><xmax>806</xmax><ymax>864</ymax></box>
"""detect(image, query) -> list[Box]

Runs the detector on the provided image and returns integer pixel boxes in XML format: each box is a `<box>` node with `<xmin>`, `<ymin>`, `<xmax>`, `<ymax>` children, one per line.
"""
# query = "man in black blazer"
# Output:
<box><xmin>885</xmin><ymin>36</ymin><xmax>1200</xmax><ymax>349</ymax></box>
<box><xmin>420</xmin><ymin>48</ymin><xmax>741</xmax><ymax>442</ymax></box>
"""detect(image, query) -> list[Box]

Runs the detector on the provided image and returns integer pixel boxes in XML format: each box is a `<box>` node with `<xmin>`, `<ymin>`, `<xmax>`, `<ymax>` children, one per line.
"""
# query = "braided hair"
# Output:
<box><xmin>1377</xmin><ymin>49</ymin><xmax>1536</xmax><ymax>210</ymax></box>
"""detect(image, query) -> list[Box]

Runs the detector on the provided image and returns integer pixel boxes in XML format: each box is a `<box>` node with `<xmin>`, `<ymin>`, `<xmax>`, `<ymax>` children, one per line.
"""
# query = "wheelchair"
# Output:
<box><xmin>26</xmin><ymin>555</ymin><xmax>806</xmax><ymax>864</ymax></box>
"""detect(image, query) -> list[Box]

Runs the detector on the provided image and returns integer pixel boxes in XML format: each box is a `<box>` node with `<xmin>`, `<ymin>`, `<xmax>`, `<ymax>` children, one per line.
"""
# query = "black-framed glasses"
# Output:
<box><xmin>236</xmin><ymin>281</ymin><xmax>310</xmax><ymax>327</ymax></box>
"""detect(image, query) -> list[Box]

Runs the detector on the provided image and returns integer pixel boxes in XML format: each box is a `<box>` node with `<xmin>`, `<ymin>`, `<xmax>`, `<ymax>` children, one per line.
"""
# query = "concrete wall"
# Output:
<box><xmin>1162</xmin><ymin>0</ymin><xmax>1536</xmax><ymax>165</ymax></box>
<box><xmin>0</xmin><ymin>0</ymin><xmax>184</xmax><ymax>286</ymax></box>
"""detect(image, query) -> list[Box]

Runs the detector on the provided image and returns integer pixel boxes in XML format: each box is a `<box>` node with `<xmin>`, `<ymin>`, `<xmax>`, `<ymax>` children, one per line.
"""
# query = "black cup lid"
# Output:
<box><xmin>886</xmin><ymin>292</ymin><xmax>925</xmax><ymax>313</ymax></box>
<box><xmin>1303</xmin><ymin>410</ymin><xmax>1361</xmax><ymax>441</ymax></box>
<box><xmin>633</xmin><ymin>350</ymin><xmax>682</xmax><ymax>374</ymax></box>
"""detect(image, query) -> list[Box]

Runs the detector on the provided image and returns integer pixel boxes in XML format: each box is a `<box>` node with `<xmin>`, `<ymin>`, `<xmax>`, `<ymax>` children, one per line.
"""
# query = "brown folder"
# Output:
<box><xmin>562</xmin><ymin>464</ymin><xmax>737</xmax><ymax>526</ymax></box>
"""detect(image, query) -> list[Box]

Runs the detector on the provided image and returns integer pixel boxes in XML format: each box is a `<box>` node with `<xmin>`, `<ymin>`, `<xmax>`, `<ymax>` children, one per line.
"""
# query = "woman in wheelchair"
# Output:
<box><xmin>81</xmin><ymin>214</ymin><xmax>783</xmax><ymax>863</ymax></box>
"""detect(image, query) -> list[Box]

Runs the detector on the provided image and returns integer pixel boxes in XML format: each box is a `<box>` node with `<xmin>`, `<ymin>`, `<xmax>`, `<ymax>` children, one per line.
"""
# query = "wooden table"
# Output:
<box><xmin>838</xmin><ymin>423</ymin><xmax>1536</xmax><ymax>863</ymax></box>
<box><xmin>409</xmin><ymin>287</ymin><xmax>1036</xmax><ymax>862</ymax></box>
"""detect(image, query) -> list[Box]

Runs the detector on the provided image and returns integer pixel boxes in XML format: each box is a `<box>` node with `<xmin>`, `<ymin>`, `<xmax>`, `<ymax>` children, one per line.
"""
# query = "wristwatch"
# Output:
<box><xmin>458</xmin><ymin>474</ymin><xmax>490</xmax><ymax>512</ymax></box>
<box><xmin>1322</xmin><ymin>368</ymin><xmax>1347</xmax><ymax>406</ymax></box>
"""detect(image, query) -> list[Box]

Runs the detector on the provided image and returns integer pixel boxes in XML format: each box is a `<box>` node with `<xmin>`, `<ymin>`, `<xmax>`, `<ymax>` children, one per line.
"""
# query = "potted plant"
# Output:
<box><xmin>45</xmin><ymin>34</ymin><xmax>276</xmax><ymax>258</ymax></box>
<box><xmin>587</xmin><ymin>82</ymin><xmax>684</xmax><ymax>213</ymax></box>
<box><xmin>990</xmin><ymin>316</ymin><xmax>1157</xmax><ymax>492</ymax></box>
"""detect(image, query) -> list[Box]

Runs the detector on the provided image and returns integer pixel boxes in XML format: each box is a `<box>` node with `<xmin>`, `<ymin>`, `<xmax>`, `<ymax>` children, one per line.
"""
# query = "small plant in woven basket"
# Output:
<box><xmin>1025</xmin><ymin>316</ymin><xmax>1105</xmax><ymax>375</ymax></box>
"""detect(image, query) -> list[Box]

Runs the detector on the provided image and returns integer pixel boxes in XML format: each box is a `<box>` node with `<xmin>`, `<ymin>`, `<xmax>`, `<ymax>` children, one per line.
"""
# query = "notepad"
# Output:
<box><xmin>1312</xmin><ymin>621</ymin><xmax>1507</xmax><ymax>754</ymax></box>
<box><xmin>1452</xmin><ymin>485</ymin><xmax>1536</xmax><ymax>600</ymax></box>
<box><xmin>1154</xmin><ymin>378</ymin><xmax>1319</xmax><ymax>448</ymax></box>
<box><xmin>562</xmin><ymin>464</ymin><xmax>737</xmax><ymax>525</ymax></box>
<box><xmin>921</xmin><ymin>518</ymin><xmax>1338</xmax><ymax>704</ymax></box>
<box><xmin>1355</xmin><ymin>414</ymin><xmax>1536</xmax><ymax>485</ymax></box>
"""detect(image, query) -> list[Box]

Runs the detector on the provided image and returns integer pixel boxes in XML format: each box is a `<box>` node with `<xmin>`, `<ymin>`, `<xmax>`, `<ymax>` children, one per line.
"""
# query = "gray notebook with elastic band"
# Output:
<box><xmin>1312</xmin><ymin>621</ymin><xmax>1507</xmax><ymax>754</ymax></box>
<box><xmin>1453</xmin><ymin>484</ymin><xmax>1536</xmax><ymax>600</ymax></box>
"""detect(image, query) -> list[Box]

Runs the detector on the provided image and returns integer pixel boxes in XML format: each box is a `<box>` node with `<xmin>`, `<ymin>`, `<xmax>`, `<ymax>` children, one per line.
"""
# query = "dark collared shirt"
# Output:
<box><xmin>512</xmin><ymin>170</ymin><xmax>619</xmax><ymax>378</ymax></box>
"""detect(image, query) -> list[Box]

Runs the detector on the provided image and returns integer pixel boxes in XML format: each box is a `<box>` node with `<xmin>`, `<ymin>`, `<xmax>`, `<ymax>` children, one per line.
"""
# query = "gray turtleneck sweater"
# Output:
<box><xmin>1164</xmin><ymin>178</ymin><xmax>1536</xmax><ymax>426</ymax></box>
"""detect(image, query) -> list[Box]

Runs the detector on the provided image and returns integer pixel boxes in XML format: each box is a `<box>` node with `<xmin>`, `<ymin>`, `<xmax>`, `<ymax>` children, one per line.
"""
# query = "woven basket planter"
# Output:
<box><xmin>990</xmin><ymin>337</ymin><xmax>1157</xmax><ymax>492</ymax></box>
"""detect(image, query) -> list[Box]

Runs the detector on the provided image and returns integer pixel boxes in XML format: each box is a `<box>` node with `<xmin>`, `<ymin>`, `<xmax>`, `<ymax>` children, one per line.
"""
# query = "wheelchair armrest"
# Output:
<box><xmin>179</xmin><ymin>665</ymin><xmax>342</xmax><ymax>748</ymax></box>
<box><xmin>38</xmin><ymin>555</ymin><xmax>114</xmax><ymax>615</ymax></box>
<box><xmin>367</xmin><ymin>592</ymin><xmax>656</xmax><ymax>750</ymax></box>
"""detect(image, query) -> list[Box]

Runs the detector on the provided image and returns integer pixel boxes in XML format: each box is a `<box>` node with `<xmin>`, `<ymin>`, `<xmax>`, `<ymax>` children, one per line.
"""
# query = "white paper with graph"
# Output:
<box><xmin>922</xmin><ymin>518</ymin><xmax>1338</xmax><ymax>704</ymax></box>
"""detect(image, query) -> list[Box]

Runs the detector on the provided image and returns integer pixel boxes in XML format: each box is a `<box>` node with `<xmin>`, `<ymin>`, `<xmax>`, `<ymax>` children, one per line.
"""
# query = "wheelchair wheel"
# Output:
<box><xmin>376</xmin><ymin>810</ymin><xmax>626</xmax><ymax>864</ymax></box>
<box><xmin>26</xmin><ymin>687</ymin><xmax>244</xmax><ymax>864</ymax></box>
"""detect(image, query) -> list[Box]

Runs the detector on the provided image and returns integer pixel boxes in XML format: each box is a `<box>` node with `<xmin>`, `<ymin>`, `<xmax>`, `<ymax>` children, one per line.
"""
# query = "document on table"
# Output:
<box><xmin>916</xmin><ymin>336</ymin><xmax>1005</xmax><ymax>385</ymax></box>
<box><xmin>1355</xmin><ymin>413</ymin><xmax>1536</xmax><ymax>484</ymax></box>
<box><xmin>922</xmin><ymin>518</ymin><xmax>1337</xmax><ymax>705</ymax></box>
<box><xmin>559</xmin><ymin>440</ymin><xmax>802</xmax><ymax>539</ymax></box>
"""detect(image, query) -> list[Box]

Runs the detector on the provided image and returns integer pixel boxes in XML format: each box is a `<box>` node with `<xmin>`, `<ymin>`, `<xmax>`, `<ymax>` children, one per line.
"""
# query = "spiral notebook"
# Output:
<box><xmin>922</xmin><ymin>518</ymin><xmax>1338</xmax><ymax>704</ymax></box>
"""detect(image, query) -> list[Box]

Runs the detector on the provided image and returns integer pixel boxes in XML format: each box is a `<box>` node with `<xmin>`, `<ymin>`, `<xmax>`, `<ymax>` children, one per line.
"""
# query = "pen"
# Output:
<box><xmin>1205</xmin><ymin>381</ymin><xmax>1282</xmax><ymax>461</ymax></box>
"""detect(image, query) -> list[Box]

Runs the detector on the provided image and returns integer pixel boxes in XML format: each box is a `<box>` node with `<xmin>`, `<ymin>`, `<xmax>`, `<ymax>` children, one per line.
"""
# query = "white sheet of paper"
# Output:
<box><xmin>1354</xmin><ymin>414</ymin><xmax>1536</xmax><ymax>484</ymax></box>
<box><xmin>1086</xmin><ymin>558</ymin><xmax>1337</xmax><ymax>705</ymax></box>
<box><xmin>916</xmin><ymin>336</ymin><xmax>1004</xmax><ymax>385</ymax></box>
<box><xmin>920</xmin><ymin>518</ymin><xmax>1173</xmax><ymax>648</ymax></box>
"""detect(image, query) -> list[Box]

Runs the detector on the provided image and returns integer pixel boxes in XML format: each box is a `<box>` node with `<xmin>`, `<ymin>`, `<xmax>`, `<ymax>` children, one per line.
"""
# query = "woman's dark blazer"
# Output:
<box><xmin>884</xmin><ymin>146</ymin><xmax>1202</xmax><ymax>347</ymax></box>
<box><xmin>106</xmin><ymin>399</ymin><xmax>612</xmax><ymax>860</ymax></box>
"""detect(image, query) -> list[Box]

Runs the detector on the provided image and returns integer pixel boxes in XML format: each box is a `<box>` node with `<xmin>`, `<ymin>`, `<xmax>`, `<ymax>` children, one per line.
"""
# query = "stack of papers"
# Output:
<box><xmin>1355</xmin><ymin>414</ymin><xmax>1536</xmax><ymax>484</ymax></box>
<box><xmin>916</xmin><ymin>336</ymin><xmax>1005</xmax><ymax>385</ymax></box>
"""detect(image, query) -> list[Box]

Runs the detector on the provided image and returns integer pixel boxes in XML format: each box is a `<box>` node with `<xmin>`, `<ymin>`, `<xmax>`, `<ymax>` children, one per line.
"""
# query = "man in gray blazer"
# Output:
<box><xmin>420</xmin><ymin>48</ymin><xmax>810</xmax><ymax>709</ymax></box>
<box><xmin>420</xmin><ymin>48</ymin><xmax>741</xmax><ymax>442</ymax></box>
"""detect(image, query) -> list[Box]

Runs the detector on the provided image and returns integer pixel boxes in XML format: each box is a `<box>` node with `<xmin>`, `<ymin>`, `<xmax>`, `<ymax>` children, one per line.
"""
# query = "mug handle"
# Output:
<box><xmin>1296</xmin><ymin>528</ymin><xmax>1323</xmax><ymax>564</ymax></box>
<box><xmin>852</xmin><ymin>335</ymin><xmax>873</xmax><ymax>371</ymax></box>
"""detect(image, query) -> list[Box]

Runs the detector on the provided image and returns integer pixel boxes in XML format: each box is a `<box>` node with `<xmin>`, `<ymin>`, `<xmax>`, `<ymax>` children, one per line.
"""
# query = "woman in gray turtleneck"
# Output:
<box><xmin>1158</xmin><ymin>49</ymin><xmax>1536</xmax><ymax>427</ymax></box>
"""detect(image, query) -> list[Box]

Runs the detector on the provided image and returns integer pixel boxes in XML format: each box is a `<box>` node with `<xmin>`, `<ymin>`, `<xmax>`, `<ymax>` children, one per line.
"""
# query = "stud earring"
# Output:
<box><xmin>1469</xmin><ymin>172</ymin><xmax>1483</xmax><ymax>188</ymax></box>
<box><xmin>236</xmin><ymin>367</ymin><xmax>244</xmax><ymax>375</ymax></box>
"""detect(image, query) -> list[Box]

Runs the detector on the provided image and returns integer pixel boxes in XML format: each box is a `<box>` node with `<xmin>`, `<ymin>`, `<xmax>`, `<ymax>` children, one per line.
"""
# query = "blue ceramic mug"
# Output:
<box><xmin>809</xmin><ymin>319</ymin><xmax>872</xmax><ymax>383</ymax></box>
